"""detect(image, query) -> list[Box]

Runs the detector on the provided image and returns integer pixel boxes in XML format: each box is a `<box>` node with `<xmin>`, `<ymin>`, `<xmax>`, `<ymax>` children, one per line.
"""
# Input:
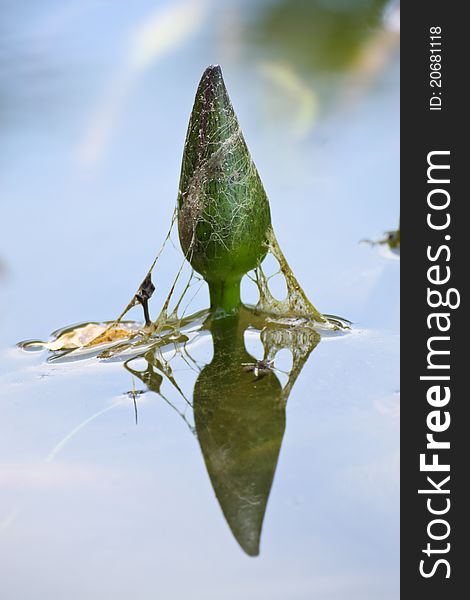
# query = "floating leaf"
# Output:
<box><xmin>20</xmin><ymin>322</ymin><xmax>142</xmax><ymax>352</ymax></box>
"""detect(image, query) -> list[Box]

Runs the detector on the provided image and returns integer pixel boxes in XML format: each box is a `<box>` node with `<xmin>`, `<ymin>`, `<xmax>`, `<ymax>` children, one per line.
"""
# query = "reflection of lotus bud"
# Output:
<box><xmin>177</xmin><ymin>65</ymin><xmax>271</xmax><ymax>312</ymax></box>
<box><xmin>194</xmin><ymin>316</ymin><xmax>285</xmax><ymax>556</ymax></box>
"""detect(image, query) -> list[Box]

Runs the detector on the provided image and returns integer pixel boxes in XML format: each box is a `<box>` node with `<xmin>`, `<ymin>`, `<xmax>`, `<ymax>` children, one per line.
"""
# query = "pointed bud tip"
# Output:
<box><xmin>202</xmin><ymin>64</ymin><xmax>223</xmax><ymax>83</ymax></box>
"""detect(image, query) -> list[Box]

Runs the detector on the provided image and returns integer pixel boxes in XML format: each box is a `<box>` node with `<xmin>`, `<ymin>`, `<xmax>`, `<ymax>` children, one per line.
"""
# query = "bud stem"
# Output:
<box><xmin>208</xmin><ymin>278</ymin><xmax>241</xmax><ymax>313</ymax></box>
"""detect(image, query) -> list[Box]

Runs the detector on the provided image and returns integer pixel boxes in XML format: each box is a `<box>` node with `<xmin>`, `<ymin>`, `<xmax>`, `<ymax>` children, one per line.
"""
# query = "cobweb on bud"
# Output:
<box><xmin>20</xmin><ymin>198</ymin><xmax>347</xmax><ymax>364</ymax></box>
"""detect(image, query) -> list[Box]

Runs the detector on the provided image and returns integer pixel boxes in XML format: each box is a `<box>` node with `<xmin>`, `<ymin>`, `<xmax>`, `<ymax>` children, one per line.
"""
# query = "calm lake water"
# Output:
<box><xmin>0</xmin><ymin>1</ymin><xmax>399</xmax><ymax>598</ymax></box>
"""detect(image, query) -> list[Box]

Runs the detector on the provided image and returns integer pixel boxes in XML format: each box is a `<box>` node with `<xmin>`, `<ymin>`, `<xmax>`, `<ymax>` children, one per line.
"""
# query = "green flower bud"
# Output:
<box><xmin>177</xmin><ymin>65</ymin><xmax>271</xmax><ymax>312</ymax></box>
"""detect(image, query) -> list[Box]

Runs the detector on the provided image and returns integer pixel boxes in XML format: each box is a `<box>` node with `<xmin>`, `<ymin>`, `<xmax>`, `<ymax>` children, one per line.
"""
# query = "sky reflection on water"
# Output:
<box><xmin>1</xmin><ymin>1</ymin><xmax>399</xmax><ymax>598</ymax></box>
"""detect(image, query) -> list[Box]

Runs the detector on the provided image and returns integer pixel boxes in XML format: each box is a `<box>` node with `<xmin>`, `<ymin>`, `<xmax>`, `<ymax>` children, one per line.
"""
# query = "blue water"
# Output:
<box><xmin>0</xmin><ymin>1</ymin><xmax>399</xmax><ymax>598</ymax></box>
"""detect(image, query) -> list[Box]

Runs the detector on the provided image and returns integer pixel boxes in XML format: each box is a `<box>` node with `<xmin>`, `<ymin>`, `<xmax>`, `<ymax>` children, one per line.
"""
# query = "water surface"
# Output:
<box><xmin>1</xmin><ymin>1</ymin><xmax>399</xmax><ymax>598</ymax></box>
